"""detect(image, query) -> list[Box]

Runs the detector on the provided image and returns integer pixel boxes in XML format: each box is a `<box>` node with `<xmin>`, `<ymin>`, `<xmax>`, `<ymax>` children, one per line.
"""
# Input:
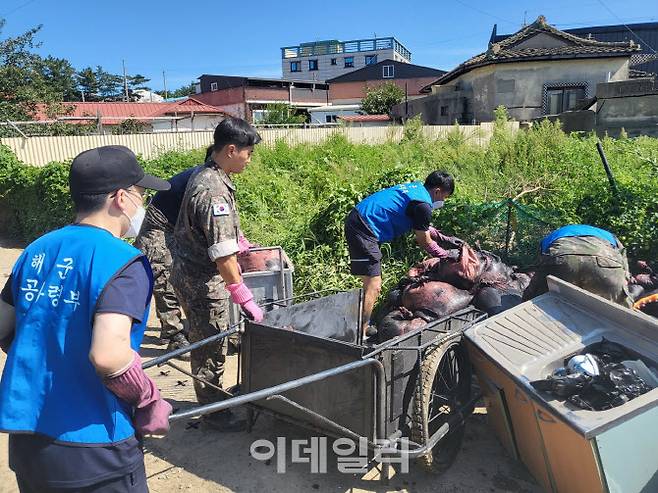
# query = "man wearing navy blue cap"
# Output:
<box><xmin>525</xmin><ymin>224</ymin><xmax>632</xmax><ymax>306</ymax></box>
<box><xmin>0</xmin><ymin>145</ymin><xmax>172</xmax><ymax>492</ymax></box>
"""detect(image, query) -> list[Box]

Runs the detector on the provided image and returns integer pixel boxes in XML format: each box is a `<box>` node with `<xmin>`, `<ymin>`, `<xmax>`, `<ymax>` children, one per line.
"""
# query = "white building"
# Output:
<box><xmin>281</xmin><ymin>37</ymin><xmax>412</xmax><ymax>81</ymax></box>
<box><xmin>307</xmin><ymin>104</ymin><xmax>362</xmax><ymax>124</ymax></box>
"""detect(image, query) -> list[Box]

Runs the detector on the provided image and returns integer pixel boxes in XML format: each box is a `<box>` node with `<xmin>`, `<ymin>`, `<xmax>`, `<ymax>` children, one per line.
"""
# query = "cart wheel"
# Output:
<box><xmin>411</xmin><ymin>337</ymin><xmax>471</xmax><ymax>474</ymax></box>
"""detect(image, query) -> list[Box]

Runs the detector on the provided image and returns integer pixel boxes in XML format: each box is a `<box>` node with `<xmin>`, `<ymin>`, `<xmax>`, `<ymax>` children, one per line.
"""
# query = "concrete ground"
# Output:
<box><xmin>0</xmin><ymin>240</ymin><xmax>541</xmax><ymax>493</ymax></box>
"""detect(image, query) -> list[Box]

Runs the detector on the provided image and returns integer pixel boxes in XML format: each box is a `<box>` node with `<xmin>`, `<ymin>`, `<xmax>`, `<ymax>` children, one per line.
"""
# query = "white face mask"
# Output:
<box><xmin>432</xmin><ymin>200</ymin><xmax>445</xmax><ymax>210</ymax></box>
<box><xmin>122</xmin><ymin>192</ymin><xmax>146</xmax><ymax>238</ymax></box>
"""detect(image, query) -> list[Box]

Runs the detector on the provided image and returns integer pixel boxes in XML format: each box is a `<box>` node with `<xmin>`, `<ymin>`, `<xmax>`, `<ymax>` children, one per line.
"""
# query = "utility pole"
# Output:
<box><xmin>162</xmin><ymin>70</ymin><xmax>168</xmax><ymax>100</ymax></box>
<box><xmin>81</xmin><ymin>90</ymin><xmax>85</xmax><ymax>103</ymax></box>
<box><xmin>122</xmin><ymin>59</ymin><xmax>129</xmax><ymax>102</ymax></box>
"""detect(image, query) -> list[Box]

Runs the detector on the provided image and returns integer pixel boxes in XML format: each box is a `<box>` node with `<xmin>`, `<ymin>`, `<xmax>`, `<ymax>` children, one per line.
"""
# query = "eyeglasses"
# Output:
<box><xmin>111</xmin><ymin>189</ymin><xmax>153</xmax><ymax>207</ymax></box>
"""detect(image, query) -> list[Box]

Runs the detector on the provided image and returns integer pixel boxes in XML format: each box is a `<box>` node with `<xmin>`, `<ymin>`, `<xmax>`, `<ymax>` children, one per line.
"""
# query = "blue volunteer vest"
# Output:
<box><xmin>541</xmin><ymin>224</ymin><xmax>619</xmax><ymax>254</ymax></box>
<box><xmin>355</xmin><ymin>181</ymin><xmax>433</xmax><ymax>242</ymax></box>
<box><xmin>0</xmin><ymin>224</ymin><xmax>152</xmax><ymax>444</ymax></box>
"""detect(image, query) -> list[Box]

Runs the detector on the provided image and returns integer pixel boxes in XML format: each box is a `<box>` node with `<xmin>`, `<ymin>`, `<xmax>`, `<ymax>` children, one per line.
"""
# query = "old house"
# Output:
<box><xmin>392</xmin><ymin>16</ymin><xmax>642</xmax><ymax>124</ymax></box>
<box><xmin>327</xmin><ymin>60</ymin><xmax>446</xmax><ymax>105</ymax></box>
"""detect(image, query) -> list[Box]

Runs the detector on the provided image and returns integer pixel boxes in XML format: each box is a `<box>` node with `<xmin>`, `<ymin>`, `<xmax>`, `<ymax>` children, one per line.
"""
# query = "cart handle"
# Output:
<box><xmin>142</xmin><ymin>324</ymin><xmax>242</xmax><ymax>369</ymax></box>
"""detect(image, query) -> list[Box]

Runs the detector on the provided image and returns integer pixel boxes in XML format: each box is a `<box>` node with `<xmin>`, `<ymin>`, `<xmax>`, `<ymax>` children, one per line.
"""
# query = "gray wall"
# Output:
<box><xmin>282</xmin><ymin>49</ymin><xmax>406</xmax><ymax>81</ymax></box>
<box><xmin>595</xmin><ymin>78</ymin><xmax>658</xmax><ymax>137</ymax></box>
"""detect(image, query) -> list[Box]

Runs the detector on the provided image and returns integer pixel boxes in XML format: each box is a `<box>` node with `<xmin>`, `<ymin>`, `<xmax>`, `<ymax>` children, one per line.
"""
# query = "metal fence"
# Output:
<box><xmin>1</xmin><ymin>122</ymin><xmax>517</xmax><ymax>167</ymax></box>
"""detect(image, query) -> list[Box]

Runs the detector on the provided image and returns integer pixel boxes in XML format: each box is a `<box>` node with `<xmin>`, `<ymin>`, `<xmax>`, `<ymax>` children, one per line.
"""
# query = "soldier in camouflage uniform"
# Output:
<box><xmin>525</xmin><ymin>224</ymin><xmax>632</xmax><ymax>306</ymax></box>
<box><xmin>134</xmin><ymin>165</ymin><xmax>203</xmax><ymax>355</ymax></box>
<box><xmin>171</xmin><ymin>117</ymin><xmax>263</xmax><ymax>432</ymax></box>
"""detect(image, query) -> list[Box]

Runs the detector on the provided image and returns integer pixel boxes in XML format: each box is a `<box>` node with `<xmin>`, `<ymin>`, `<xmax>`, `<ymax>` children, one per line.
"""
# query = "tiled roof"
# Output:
<box><xmin>424</xmin><ymin>16</ymin><xmax>642</xmax><ymax>89</ymax></box>
<box><xmin>34</xmin><ymin>98</ymin><xmax>227</xmax><ymax>124</ymax></box>
<box><xmin>339</xmin><ymin>114</ymin><xmax>391</xmax><ymax>122</ymax></box>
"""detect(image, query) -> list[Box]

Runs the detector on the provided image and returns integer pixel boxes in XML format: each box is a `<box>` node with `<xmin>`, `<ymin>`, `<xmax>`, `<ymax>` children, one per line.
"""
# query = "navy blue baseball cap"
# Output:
<box><xmin>69</xmin><ymin>145</ymin><xmax>170</xmax><ymax>196</ymax></box>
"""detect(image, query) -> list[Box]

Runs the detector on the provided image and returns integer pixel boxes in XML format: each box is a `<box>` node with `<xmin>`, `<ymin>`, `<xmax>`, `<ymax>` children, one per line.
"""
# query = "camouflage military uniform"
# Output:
<box><xmin>526</xmin><ymin>235</ymin><xmax>632</xmax><ymax>306</ymax></box>
<box><xmin>134</xmin><ymin>205</ymin><xmax>185</xmax><ymax>340</ymax></box>
<box><xmin>170</xmin><ymin>163</ymin><xmax>241</xmax><ymax>404</ymax></box>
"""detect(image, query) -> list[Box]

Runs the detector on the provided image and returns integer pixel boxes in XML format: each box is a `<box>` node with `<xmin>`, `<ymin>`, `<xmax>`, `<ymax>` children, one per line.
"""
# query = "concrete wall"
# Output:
<box><xmin>329</xmin><ymin>77</ymin><xmax>441</xmax><ymax>104</ymax></box>
<box><xmin>595</xmin><ymin>78</ymin><xmax>658</xmax><ymax>137</ymax></box>
<box><xmin>151</xmin><ymin>115</ymin><xmax>225</xmax><ymax>133</ymax></box>
<box><xmin>421</xmin><ymin>57</ymin><xmax>629</xmax><ymax>123</ymax></box>
<box><xmin>282</xmin><ymin>49</ymin><xmax>403</xmax><ymax>81</ymax></box>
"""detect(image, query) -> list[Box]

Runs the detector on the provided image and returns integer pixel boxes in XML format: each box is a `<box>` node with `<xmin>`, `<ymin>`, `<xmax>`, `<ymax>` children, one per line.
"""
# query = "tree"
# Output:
<box><xmin>38</xmin><ymin>56</ymin><xmax>79</xmax><ymax>101</ymax></box>
<box><xmin>129</xmin><ymin>74</ymin><xmax>150</xmax><ymax>91</ymax></box>
<box><xmin>95</xmin><ymin>66</ymin><xmax>122</xmax><ymax>100</ymax></box>
<box><xmin>360</xmin><ymin>82</ymin><xmax>405</xmax><ymax>115</ymax></box>
<box><xmin>76</xmin><ymin>67</ymin><xmax>99</xmax><ymax>101</ymax></box>
<box><xmin>0</xmin><ymin>19</ymin><xmax>54</xmax><ymax>120</ymax></box>
<box><xmin>158</xmin><ymin>82</ymin><xmax>196</xmax><ymax>99</ymax></box>
<box><xmin>260</xmin><ymin>103</ymin><xmax>306</xmax><ymax>124</ymax></box>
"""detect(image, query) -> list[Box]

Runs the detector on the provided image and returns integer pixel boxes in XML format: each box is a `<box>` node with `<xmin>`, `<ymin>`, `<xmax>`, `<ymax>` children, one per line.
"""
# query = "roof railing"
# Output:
<box><xmin>281</xmin><ymin>37</ymin><xmax>412</xmax><ymax>61</ymax></box>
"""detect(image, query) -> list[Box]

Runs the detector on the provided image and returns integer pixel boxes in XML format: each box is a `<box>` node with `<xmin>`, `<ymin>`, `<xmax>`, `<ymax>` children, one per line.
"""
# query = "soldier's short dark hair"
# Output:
<box><xmin>71</xmin><ymin>192</ymin><xmax>110</xmax><ymax>214</ymax></box>
<box><xmin>211</xmin><ymin>117</ymin><xmax>262</xmax><ymax>153</ymax></box>
<box><xmin>425</xmin><ymin>171</ymin><xmax>455</xmax><ymax>195</ymax></box>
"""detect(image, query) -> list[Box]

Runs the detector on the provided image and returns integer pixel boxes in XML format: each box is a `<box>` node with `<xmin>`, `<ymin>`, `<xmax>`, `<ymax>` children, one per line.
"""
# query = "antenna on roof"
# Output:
<box><xmin>523</xmin><ymin>11</ymin><xmax>527</xmax><ymax>26</ymax></box>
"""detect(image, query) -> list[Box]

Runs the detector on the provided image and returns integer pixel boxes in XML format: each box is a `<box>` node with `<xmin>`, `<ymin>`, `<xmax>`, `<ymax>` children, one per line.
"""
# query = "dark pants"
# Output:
<box><xmin>15</xmin><ymin>461</ymin><xmax>148</xmax><ymax>493</ymax></box>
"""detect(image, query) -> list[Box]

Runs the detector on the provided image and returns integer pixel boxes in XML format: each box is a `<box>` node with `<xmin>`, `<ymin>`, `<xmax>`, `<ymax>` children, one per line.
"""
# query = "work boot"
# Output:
<box><xmin>203</xmin><ymin>410</ymin><xmax>247</xmax><ymax>432</ymax></box>
<box><xmin>166</xmin><ymin>332</ymin><xmax>191</xmax><ymax>361</ymax></box>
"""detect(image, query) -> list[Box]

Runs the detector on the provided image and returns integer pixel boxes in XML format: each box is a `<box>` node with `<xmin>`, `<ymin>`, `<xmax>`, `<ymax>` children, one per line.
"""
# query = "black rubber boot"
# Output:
<box><xmin>203</xmin><ymin>410</ymin><xmax>247</xmax><ymax>432</ymax></box>
<box><xmin>166</xmin><ymin>332</ymin><xmax>191</xmax><ymax>361</ymax></box>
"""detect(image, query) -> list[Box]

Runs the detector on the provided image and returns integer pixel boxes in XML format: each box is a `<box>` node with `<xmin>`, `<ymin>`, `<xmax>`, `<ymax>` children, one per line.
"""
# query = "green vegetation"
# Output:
<box><xmin>259</xmin><ymin>103</ymin><xmax>307</xmax><ymax>125</ymax></box>
<box><xmin>2</xmin><ymin>118</ymin><xmax>658</xmax><ymax>300</ymax></box>
<box><xmin>361</xmin><ymin>82</ymin><xmax>405</xmax><ymax>115</ymax></box>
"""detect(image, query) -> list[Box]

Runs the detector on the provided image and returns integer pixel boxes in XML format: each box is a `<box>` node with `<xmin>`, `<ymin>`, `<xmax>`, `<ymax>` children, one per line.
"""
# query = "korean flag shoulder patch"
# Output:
<box><xmin>212</xmin><ymin>203</ymin><xmax>230</xmax><ymax>216</ymax></box>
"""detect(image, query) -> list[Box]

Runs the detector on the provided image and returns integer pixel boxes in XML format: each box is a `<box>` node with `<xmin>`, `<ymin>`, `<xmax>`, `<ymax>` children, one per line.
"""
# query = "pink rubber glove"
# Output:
<box><xmin>428</xmin><ymin>227</ymin><xmax>464</xmax><ymax>247</ymax></box>
<box><xmin>424</xmin><ymin>240</ymin><xmax>449</xmax><ymax>259</ymax></box>
<box><xmin>103</xmin><ymin>352</ymin><xmax>172</xmax><ymax>437</ymax></box>
<box><xmin>237</xmin><ymin>234</ymin><xmax>255</xmax><ymax>255</ymax></box>
<box><xmin>227</xmin><ymin>281</ymin><xmax>264</xmax><ymax>322</ymax></box>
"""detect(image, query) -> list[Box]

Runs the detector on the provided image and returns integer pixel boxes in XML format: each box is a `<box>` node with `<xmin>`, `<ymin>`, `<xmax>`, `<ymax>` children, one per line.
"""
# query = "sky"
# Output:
<box><xmin>2</xmin><ymin>0</ymin><xmax>657</xmax><ymax>91</ymax></box>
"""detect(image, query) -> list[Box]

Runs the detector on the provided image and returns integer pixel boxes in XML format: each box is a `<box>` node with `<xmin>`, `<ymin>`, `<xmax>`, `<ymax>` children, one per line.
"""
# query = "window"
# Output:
<box><xmin>382</xmin><ymin>65</ymin><xmax>394</xmax><ymax>78</ymax></box>
<box><xmin>290</xmin><ymin>61</ymin><xmax>301</xmax><ymax>72</ymax></box>
<box><xmin>344</xmin><ymin>56</ymin><xmax>354</xmax><ymax>68</ymax></box>
<box><xmin>440</xmin><ymin>106</ymin><xmax>448</xmax><ymax>116</ymax></box>
<box><xmin>210</xmin><ymin>82</ymin><xmax>218</xmax><ymax>92</ymax></box>
<box><xmin>330</xmin><ymin>58</ymin><xmax>337</xmax><ymax>65</ymax></box>
<box><xmin>545</xmin><ymin>85</ymin><xmax>586</xmax><ymax>114</ymax></box>
<box><xmin>365</xmin><ymin>54</ymin><xmax>377</xmax><ymax>65</ymax></box>
<box><xmin>326</xmin><ymin>115</ymin><xmax>337</xmax><ymax>123</ymax></box>
<box><xmin>309</xmin><ymin>59</ymin><xmax>318</xmax><ymax>71</ymax></box>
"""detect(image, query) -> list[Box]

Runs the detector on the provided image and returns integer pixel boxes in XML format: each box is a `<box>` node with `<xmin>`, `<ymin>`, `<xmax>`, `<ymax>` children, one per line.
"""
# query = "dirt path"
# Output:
<box><xmin>0</xmin><ymin>242</ymin><xmax>540</xmax><ymax>493</ymax></box>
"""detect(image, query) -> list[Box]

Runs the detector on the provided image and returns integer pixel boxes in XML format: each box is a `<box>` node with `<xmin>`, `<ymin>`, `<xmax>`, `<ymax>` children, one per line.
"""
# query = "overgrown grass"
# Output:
<box><xmin>2</xmin><ymin>114</ymin><xmax>658</xmax><ymax>299</ymax></box>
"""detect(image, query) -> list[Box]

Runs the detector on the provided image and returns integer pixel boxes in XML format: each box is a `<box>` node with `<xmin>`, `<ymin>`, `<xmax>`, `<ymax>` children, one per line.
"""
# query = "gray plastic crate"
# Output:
<box><xmin>229</xmin><ymin>246</ymin><xmax>294</xmax><ymax>325</ymax></box>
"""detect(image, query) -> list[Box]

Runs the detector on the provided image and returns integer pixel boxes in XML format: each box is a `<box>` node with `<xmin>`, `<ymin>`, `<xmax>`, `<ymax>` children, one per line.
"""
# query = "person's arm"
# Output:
<box><xmin>0</xmin><ymin>299</ymin><xmax>16</xmax><ymax>353</ymax></box>
<box><xmin>407</xmin><ymin>202</ymin><xmax>451</xmax><ymax>258</ymax></box>
<box><xmin>89</xmin><ymin>312</ymin><xmax>134</xmax><ymax>376</ymax></box>
<box><xmin>195</xmin><ymin>188</ymin><xmax>264</xmax><ymax>322</ymax></box>
<box><xmin>216</xmin><ymin>254</ymin><xmax>242</xmax><ymax>285</ymax></box>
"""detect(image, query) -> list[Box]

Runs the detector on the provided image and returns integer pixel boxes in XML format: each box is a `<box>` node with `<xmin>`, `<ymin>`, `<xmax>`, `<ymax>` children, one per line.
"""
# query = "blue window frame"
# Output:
<box><xmin>344</xmin><ymin>56</ymin><xmax>354</xmax><ymax>68</ymax></box>
<box><xmin>290</xmin><ymin>61</ymin><xmax>301</xmax><ymax>72</ymax></box>
<box><xmin>365</xmin><ymin>55</ymin><xmax>377</xmax><ymax>65</ymax></box>
<box><xmin>309</xmin><ymin>59</ymin><xmax>318</xmax><ymax>71</ymax></box>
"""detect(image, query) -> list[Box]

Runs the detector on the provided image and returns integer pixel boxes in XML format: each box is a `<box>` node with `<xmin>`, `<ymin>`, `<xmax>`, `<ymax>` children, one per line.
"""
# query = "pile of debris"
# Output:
<box><xmin>377</xmin><ymin>244</ymin><xmax>534</xmax><ymax>341</ymax></box>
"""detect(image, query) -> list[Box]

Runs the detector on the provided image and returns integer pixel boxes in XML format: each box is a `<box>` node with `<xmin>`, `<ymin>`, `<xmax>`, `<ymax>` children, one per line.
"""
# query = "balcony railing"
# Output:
<box><xmin>282</xmin><ymin>37</ymin><xmax>411</xmax><ymax>61</ymax></box>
